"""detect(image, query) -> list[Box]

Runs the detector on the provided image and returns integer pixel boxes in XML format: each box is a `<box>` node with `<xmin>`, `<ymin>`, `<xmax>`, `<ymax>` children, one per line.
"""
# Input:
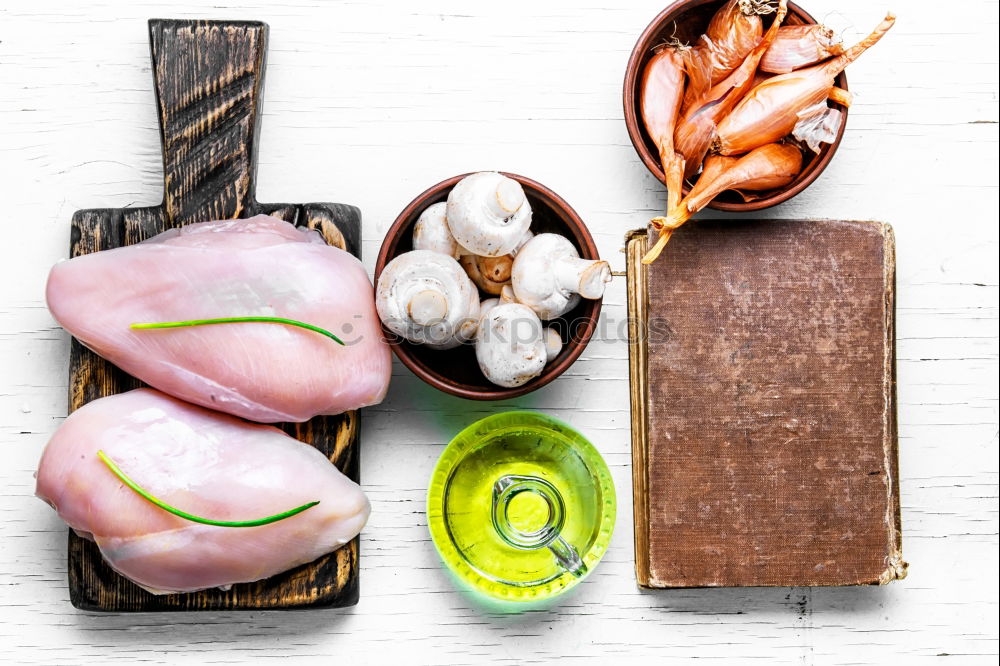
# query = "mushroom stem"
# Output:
<box><xmin>553</xmin><ymin>257</ymin><xmax>612</xmax><ymax>300</ymax></box>
<box><xmin>460</xmin><ymin>254</ymin><xmax>512</xmax><ymax>295</ymax></box>
<box><xmin>407</xmin><ymin>289</ymin><xmax>449</xmax><ymax>326</ymax></box>
<box><xmin>478</xmin><ymin>255</ymin><xmax>513</xmax><ymax>283</ymax></box>
<box><xmin>488</xmin><ymin>178</ymin><xmax>527</xmax><ymax>218</ymax></box>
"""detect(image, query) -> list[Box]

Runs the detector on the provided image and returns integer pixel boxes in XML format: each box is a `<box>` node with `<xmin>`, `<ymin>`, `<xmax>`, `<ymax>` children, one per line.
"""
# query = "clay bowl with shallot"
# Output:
<box><xmin>623</xmin><ymin>0</ymin><xmax>848</xmax><ymax>211</ymax></box>
<box><xmin>375</xmin><ymin>173</ymin><xmax>603</xmax><ymax>401</ymax></box>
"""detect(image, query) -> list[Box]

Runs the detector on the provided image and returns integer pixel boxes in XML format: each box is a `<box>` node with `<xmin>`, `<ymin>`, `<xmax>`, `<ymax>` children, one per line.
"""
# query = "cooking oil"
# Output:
<box><xmin>427</xmin><ymin>411</ymin><xmax>615</xmax><ymax>605</ymax></box>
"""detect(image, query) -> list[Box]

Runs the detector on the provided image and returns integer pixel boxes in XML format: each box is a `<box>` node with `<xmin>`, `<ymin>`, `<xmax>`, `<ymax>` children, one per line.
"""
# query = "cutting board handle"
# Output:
<box><xmin>148</xmin><ymin>19</ymin><xmax>267</xmax><ymax>226</ymax></box>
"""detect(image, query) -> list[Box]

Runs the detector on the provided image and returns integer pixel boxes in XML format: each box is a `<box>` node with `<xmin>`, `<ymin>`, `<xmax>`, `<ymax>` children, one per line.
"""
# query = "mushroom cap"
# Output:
<box><xmin>476</xmin><ymin>302</ymin><xmax>546</xmax><ymax>388</ymax></box>
<box><xmin>543</xmin><ymin>327</ymin><xmax>562</xmax><ymax>362</ymax></box>
<box><xmin>478</xmin><ymin>297</ymin><xmax>501</xmax><ymax>323</ymax></box>
<box><xmin>376</xmin><ymin>250</ymin><xmax>480</xmax><ymax>350</ymax></box>
<box><xmin>446</xmin><ymin>172</ymin><xmax>532</xmax><ymax>257</ymax></box>
<box><xmin>512</xmin><ymin>229</ymin><xmax>534</xmax><ymax>255</ymax></box>
<box><xmin>412</xmin><ymin>202</ymin><xmax>461</xmax><ymax>259</ymax></box>
<box><xmin>511</xmin><ymin>233</ymin><xmax>583</xmax><ymax>320</ymax></box>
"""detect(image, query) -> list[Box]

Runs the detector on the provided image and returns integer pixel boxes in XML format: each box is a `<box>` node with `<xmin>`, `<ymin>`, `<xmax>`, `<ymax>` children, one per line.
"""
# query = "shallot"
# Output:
<box><xmin>640</xmin><ymin>45</ymin><xmax>688</xmax><ymax>209</ymax></box>
<box><xmin>674</xmin><ymin>0</ymin><xmax>788</xmax><ymax>176</ymax></box>
<box><xmin>716</xmin><ymin>13</ymin><xmax>896</xmax><ymax>156</ymax></box>
<box><xmin>683</xmin><ymin>0</ymin><xmax>775</xmax><ymax>110</ymax></box>
<box><xmin>643</xmin><ymin>143</ymin><xmax>803</xmax><ymax>264</ymax></box>
<box><xmin>760</xmin><ymin>24</ymin><xmax>845</xmax><ymax>74</ymax></box>
<box><xmin>637</xmin><ymin>6</ymin><xmax>896</xmax><ymax>266</ymax></box>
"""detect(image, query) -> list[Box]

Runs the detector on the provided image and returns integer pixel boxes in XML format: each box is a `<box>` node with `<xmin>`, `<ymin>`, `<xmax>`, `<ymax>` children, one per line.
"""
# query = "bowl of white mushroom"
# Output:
<box><xmin>374</xmin><ymin>172</ymin><xmax>610</xmax><ymax>400</ymax></box>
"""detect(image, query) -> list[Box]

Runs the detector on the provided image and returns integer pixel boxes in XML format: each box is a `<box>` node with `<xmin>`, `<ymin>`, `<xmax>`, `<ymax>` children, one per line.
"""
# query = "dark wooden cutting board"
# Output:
<box><xmin>66</xmin><ymin>19</ymin><xmax>363</xmax><ymax>611</ymax></box>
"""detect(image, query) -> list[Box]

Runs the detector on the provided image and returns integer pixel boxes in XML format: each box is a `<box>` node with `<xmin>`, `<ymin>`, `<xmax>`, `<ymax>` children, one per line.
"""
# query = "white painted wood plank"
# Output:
<box><xmin>1</xmin><ymin>0</ymin><xmax>997</xmax><ymax>663</ymax></box>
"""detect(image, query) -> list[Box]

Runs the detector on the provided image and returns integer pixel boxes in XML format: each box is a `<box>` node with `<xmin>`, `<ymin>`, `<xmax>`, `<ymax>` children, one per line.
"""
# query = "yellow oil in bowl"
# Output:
<box><xmin>427</xmin><ymin>411</ymin><xmax>615</xmax><ymax>605</ymax></box>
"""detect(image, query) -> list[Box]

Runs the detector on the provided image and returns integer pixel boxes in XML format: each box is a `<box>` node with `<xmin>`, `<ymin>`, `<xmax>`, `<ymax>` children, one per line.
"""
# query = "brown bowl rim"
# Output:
<box><xmin>622</xmin><ymin>0</ymin><xmax>848</xmax><ymax>212</ymax></box>
<box><xmin>374</xmin><ymin>172</ymin><xmax>602</xmax><ymax>401</ymax></box>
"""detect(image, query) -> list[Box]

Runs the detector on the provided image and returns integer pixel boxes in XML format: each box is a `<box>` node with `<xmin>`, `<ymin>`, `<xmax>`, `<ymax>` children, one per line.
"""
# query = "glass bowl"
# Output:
<box><xmin>427</xmin><ymin>411</ymin><xmax>616</xmax><ymax>606</ymax></box>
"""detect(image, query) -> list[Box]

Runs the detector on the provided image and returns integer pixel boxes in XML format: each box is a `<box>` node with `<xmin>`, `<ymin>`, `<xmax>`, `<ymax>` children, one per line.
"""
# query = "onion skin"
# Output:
<box><xmin>674</xmin><ymin>0</ymin><xmax>788</xmax><ymax>176</ymax></box>
<box><xmin>760</xmin><ymin>24</ymin><xmax>845</xmax><ymax>74</ymax></box>
<box><xmin>703</xmin><ymin>0</ymin><xmax>763</xmax><ymax>82</ymax></box>
<box><xmin>682</xmin><ymin>0</ymin><xmax>765</xmax><ymax>111</ymax></box>
<box><xmin>717</xmin><ymin>13</ymin><xmax>896</xmax><ymax>156</ymax></box>
<box><xmin>792</xmin><ymin>103</ymin><xmax>844</xmax><ymax>153</ymax></box>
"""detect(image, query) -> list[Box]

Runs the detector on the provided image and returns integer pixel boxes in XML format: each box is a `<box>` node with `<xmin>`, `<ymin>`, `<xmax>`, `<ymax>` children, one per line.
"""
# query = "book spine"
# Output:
<box><xmin>626</xmin><ymin>230</ymin><xmax>652</xmax><ymax>587</ymax></box>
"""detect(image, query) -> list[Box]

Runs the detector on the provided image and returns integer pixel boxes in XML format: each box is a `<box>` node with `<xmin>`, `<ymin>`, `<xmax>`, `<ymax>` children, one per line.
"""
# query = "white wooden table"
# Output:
<box><xmin>2</xmin><ymin>0</ymin><xmax>997</xmax><ymax>663</ymax></box>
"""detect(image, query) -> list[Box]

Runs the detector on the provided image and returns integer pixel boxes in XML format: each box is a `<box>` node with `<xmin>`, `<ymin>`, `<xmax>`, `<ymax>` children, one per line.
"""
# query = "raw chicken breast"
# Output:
<box><xmin>46</xmin><ymin>215</ymin><xmax>392</xmax><ymax>423</ymax></box>
<box><xmin>36</xmin><ymin>389</ymin><xmax>369</xmax><ymax>594</ymax></box>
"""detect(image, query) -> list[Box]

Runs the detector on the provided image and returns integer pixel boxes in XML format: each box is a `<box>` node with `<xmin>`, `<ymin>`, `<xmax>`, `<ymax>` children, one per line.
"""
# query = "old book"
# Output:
<box><xmin>626</xmin><ymin>220</ymin><xmax>906</xmax><ymax>588</ymax></box>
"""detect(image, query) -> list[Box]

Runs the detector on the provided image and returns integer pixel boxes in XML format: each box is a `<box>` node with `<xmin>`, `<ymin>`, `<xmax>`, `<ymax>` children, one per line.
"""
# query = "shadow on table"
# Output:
<box><xmin>636</xmin><ymin>583</ymin><xmax>893</xmax><ymax>615</ymax></box>
<box><xmin>460</xmin><ymin>583</ymin><xmax>894</xmax><ymax>633</ymax></box>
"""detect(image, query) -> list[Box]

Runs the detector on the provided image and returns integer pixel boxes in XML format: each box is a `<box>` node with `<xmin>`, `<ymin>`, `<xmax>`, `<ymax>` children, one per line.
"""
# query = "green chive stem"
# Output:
<box><xmin>97</xmin><ymin>450</ymin><xmax>320</xmax><ymax>528</ymax></box>
<box><xmin>130</xmin><ymin>317</ymin><xmax>345</xmax><ymax>346</ymax></box>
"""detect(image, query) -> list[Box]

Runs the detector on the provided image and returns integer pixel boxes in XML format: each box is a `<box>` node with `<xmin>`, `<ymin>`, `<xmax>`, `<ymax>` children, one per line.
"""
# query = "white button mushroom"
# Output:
<box><xmin>543</xmin><ymin>327</ymin><xmax>563</xmax><ymax>362</ymax></box>
<box><xmin>478</xmin><ymin>297</ymin><xmax>501</xmax><ymax>323</ymax></box>
<box><xmin>509</xmin><ymin>229</ymin><xmax>535</xmax><ymax>256</ymax></box>
<box><xmin>511</xmin><ymin>233</ymin><xmax>612</xmax><ymax>320</ymax></box>
<box><xmin>412</xmin><ymin>202</ymin><xmax>461</xmax><ymax>259</ymax></box>
<box><xmin>476</xmin><ymin>303</ymin><xmax>547</xmax><ymax>388</ymax></box>
<box><xmin>446</xmin><ymin>172</ymin><xmax>532</xmax><ymax>257</ymax></box>
<box><xmin>376</xmin><ymin>250</ymin><xmax>480</xmax><ymax>350</ymax></box>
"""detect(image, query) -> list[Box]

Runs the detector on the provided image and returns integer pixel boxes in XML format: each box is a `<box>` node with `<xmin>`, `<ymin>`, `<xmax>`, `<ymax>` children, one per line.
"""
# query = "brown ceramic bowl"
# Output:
<box><xmin>375</xmin><ymin>173</ymin><xmax>603</xmax><ymax>401</ymax></box>
<box><xmin>623</xmin><ymin>0</ymin><xmax>848</xmax><ymax>211</ymax></box>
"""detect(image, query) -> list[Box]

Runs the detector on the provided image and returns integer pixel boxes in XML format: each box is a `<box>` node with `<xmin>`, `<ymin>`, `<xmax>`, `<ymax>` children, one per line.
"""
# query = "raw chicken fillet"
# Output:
<box><xmin>36</xmin><ymin>389</ymin><xmax>370</xmax><ymax>594</ymax></box>
<box><xmin>46</xmin><ymin>215</ymin><xmax>392</xmax><ymax>423</ymax></box>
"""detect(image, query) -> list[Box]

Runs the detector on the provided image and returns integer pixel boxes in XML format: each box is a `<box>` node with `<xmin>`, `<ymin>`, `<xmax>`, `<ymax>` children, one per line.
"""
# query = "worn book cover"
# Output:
<box><xmin>626</xmin><ymin>220</ymin><xmax>906</xmax><ymax>588</ymax></box>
